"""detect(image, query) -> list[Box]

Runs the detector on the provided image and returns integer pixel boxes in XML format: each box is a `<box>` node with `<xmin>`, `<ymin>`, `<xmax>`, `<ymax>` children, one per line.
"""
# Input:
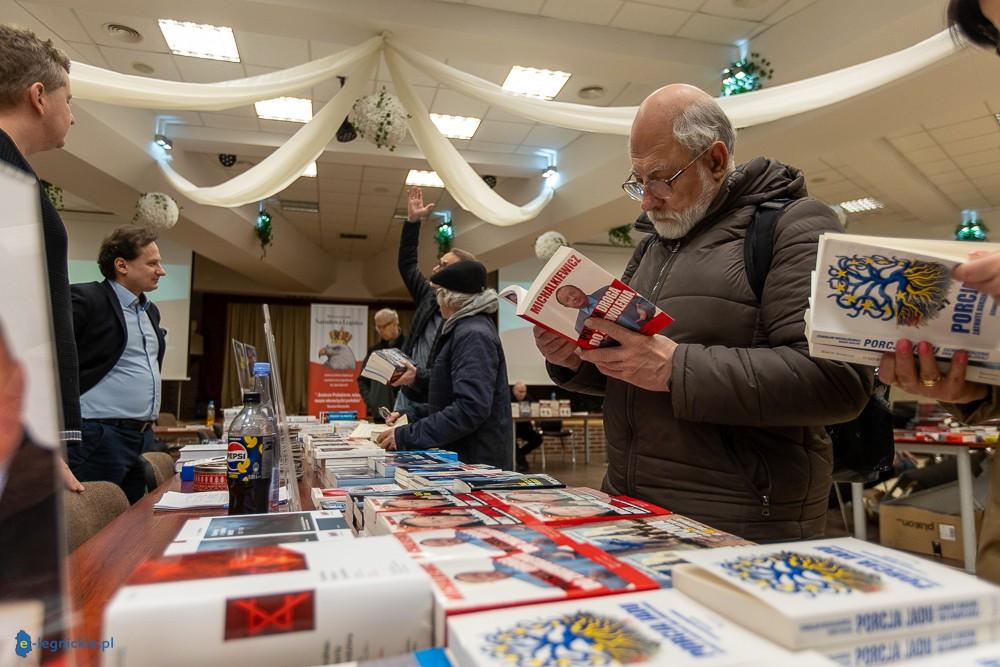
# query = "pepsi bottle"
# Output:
<box><xmin>226</xmin><ymin>391</ymin><xmax>275</xmax><ymax>515</ymax></box>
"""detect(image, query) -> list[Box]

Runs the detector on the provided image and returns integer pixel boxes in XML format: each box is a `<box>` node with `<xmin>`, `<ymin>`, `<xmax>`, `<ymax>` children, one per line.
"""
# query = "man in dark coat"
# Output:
<box><xmin>394</xmin><ymin>186</ymin><xmax>475</xmax><ymax>420</ymax></box>
<box><xmin>0</xmin><ymin>24</ymin><xmax>84</xmax><ymax>493</ymax></box>
<box><xmin>377</xmin><ymin>261</ymin><xmax>513</xmax><ymax>470</ymax></box>
<box><xmin>535</xmin><ymin>85</ymin><xmax>870</xmax><ymax>541</ymax></box>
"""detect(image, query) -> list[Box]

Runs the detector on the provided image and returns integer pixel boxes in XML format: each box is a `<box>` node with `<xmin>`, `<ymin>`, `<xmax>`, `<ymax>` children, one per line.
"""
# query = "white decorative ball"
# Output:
<box><xmin>133</xmin><ymin>192</ymin><xmax>179</xmax><ymax>232</ymax></box>
<box><xmin>535</xmin><ymin>231</ymin><xmax>568</xmax><ymax>260</ymax></box>
<box><xmin>348</xmin><ymin>87</ymin><xmax>410</xmax><ymax>151</ymax></box>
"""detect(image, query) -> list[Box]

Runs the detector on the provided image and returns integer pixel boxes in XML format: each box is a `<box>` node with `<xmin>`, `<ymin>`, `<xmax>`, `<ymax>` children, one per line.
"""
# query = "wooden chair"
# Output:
<box><xmin>63</xmin><ymin>481</ymin><xmax>130</xmax><ymax>552</ymax></box>
<box><xmin>142</xmin><ymin>451</ymin><xmax>176</xmax><ymax>490</ymax></box>
<box><xmin>156</xmin><ymin>412</ymin><xmax>178</xmax><ymax>426</ymax></box>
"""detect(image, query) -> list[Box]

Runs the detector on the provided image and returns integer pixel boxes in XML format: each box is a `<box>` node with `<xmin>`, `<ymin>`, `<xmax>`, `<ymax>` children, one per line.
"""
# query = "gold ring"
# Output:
<box><xmin>920</xmin><ymin>376</ymin><xmax>942</xmax><ymax>388</ymax></box>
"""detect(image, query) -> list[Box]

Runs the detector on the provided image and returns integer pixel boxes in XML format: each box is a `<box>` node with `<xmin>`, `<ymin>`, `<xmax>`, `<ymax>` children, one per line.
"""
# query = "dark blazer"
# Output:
<box><xmin>0</xmin><ymin>129</ymin><xmax>81</xmax><ymax>436</ymax></box>
<box><xmin>71</xmin><ymin>280</ymin><xmax>166</xmax><ymax>394</ymax></box>
<box><xmin>394</xmin><ymin>313</ymin><xmax>513</xmax><ymax>470</ymax></box>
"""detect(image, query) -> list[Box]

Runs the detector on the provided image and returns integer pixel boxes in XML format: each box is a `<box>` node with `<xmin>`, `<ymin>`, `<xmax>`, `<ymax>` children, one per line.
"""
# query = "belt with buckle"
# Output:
<box><xmin>87</xmin><ymin>418</ymin><xmax>154</xmax><ymax>433</ymax></box>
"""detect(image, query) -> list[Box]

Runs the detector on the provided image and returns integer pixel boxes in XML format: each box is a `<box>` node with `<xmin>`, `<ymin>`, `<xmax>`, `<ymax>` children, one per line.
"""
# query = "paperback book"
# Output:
<box><xmin>360</xmin><ymin>347</ymin><xmax>414</xmax><ymax>386</ymax></box>
<box><xmin>483</xmin><ymin>487</ymin><xmax>670</xmax><ymax>526</ymax></box>
<box><xmin>376</xmin><ymin>451</ymin><xmax>459</xmax><ymax>476</ymax></box>
<box><xmin>370</xmin><ymin>506</ymin><xmax>525</xmax><ymax>537</ymax></box>
<box><xmin>452</xmin><ymin>473</ymin><xmax>565</xmax><ymax>493</ymax></box>
<box><xmin>820</xmin><ymin>622</ymin><xmax>1000</xmax><ymax>666</ymax></box>
<box><xmin>364</xmin><ymin>491</ymin><xmax>491</xmax><ymax>532</ymax></box>
<box><xmin>556</xmin><ymin>515</ymin><xmax>753</xmax><ymax>586</ymax></box>
<box><xmin>446</xmin><ymin>589</ymin><xmax>793</xmax><ymax>666</ymax></box>
<box><xmin>499</xmin><ymin>245</ymin><xmax>673</xmax><ymax>349</ymax></box>
<box><xmin>806</xmin><ymin>233</ymin><xmax>1000</xmax><ymax>380</ymax></box>
<box><xmin>104</xmin><ymin>538</ymin><xmax>433</xmax><ymax>666</ymax></box>
<box><xmin>421</xmin><ymin>542</ymin><xmax>659</xmax><ymax>644</ymax></box>
<box><xmin>165</xmin><ymin>511</ymin><xmax>353</xmax><ymax>554</ymax></box>
<box><xmin>672</xmin><ymin>537</ymin><xmax>1000</xmax><ymax>650</ymax></box>
<box><xmin>393</xmin><ymin>524</ymin><xmax>576</xmax><ymax>562</ymax></box>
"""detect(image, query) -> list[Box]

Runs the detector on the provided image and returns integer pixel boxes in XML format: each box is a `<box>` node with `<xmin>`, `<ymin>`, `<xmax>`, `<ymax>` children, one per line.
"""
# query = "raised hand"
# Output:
<box><xmin>407</xmin><ymin>186</ymin><xmax>435</xmax><ymax>221</ymax></box>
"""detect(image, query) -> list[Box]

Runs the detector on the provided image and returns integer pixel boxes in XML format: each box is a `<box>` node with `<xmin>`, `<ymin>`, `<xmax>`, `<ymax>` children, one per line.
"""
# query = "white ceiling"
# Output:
<box><xmin>5</xmin><ymin>0</ymin><xmax>999</xmax><ymax>295</ymax></box>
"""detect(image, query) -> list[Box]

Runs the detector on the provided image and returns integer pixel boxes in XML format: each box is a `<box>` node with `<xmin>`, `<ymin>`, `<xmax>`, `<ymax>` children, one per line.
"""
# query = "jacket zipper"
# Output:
<box><xmin>625</xmin><ymin>239</ymin><xmax>682</xmax><ymax>496</ymax></box>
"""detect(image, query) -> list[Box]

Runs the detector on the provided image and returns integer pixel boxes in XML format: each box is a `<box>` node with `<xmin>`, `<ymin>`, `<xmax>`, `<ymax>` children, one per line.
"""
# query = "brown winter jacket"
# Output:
<box><xmin>549</xmin><ymin>157</ymin><xmax>872</xmax><ymax>542</ymax></box>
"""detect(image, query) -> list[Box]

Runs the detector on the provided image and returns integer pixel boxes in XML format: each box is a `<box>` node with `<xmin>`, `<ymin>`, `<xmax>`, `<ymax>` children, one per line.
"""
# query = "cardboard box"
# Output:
<box><xmin>879</xmin><ymin>471</ymin><xmax>990</xmax><ymax>562</ymax></box>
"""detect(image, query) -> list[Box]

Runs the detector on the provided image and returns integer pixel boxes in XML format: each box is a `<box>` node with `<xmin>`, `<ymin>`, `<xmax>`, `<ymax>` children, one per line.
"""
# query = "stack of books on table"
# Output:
<box><xmin>376</xmin><ymin>450</ymin><xmax>460</xmax><ymax>477</ymax></box>
<box><xmin>163</xmin><ymin>510</ymin><xmax>353</xmax><ymax>554</ymax></box>
<box><xmin>671</xmin><ymin>537</ymin><xmax>1000</xmax><ymax>665</ymax></box>
<box><xmin>360</xmin><ymin>347</ymin><xmax>414</xmax><ymax>386</ymax></box>
<box><xmin>804</xmin><ymin>233</ymin><xmax>1000</xmax><ymax>385</ymax></box>
<box><xmin>104</xmin><ymin>538</ymin><xmax>433</xmax><ymax>667</ymax></box>
<box><xmin>365</xmin><ymin>487</ymin><xmax>669</xmax><ymax>537</ymax></box>
<box><xmin>176</xmin><ymin>442</ymin><xmax>228</xmax><ymax>464</ymax></box>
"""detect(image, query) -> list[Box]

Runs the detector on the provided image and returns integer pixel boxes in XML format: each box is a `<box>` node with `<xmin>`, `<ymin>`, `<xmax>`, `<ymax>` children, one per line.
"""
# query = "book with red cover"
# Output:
<box><xmin>499</xmin><ymin>246</ymin><xmax>673</xmax><ymax>349</ymax></box>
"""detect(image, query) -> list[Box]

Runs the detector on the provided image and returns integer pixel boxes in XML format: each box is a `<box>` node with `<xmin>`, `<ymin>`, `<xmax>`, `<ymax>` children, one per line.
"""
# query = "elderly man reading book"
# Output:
<box><xmin>533</xmin><ymin>84</ymin><xmax>871</xmax><ymax>542</ymax></box>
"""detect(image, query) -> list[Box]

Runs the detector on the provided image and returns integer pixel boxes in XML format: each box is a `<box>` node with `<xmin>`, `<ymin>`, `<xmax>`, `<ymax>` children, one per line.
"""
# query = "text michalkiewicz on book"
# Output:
<box><xmin>500</xmin><ymin>247</ymin><xmax>673</xmax><ymax>349</ymax></box>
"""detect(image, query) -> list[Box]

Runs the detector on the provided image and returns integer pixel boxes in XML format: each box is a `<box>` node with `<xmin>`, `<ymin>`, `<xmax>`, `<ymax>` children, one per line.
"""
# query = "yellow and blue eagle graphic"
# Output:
<box><xmin>721</xmin><ymin>551</ymin><xmax>883</xmax><ymax>597</ymax></box>
<box><xmin>482</xmin><ymin>611</ymin><xmax>659</xmax><ymax>665</ymax></box>
<box><xmin>827</xmin><ymin>254</ymin><xmax>950</xmax><ymax>327</ymax></box>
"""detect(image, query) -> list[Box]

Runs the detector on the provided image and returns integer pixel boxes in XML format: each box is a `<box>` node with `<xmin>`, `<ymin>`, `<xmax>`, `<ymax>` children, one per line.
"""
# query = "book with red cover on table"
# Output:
<box><xmin>499</xmin><ymin>245</ymin><xmax>673</xmax><ymax>349</ymax></box>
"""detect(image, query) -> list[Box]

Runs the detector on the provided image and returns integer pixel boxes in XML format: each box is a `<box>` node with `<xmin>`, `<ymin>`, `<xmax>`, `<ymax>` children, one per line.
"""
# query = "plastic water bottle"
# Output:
<box><xmin>226</xmin><ymin>390</ymin><xmax>275</xmax><ymax>515</ymax></box>
<box><xmin>206</xmin><ymin>400</ymin><xmax>215</xmax><ymax>428</ymax></box>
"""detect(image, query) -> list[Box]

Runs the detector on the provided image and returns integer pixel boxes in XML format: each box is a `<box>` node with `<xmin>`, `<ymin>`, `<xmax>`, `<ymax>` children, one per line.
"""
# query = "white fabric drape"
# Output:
<box><xmin>387</xmin><ymin>29</ymin><xmax>960</xmax><ymax>132</ymax></box>
<box><xmin>71</xmin><ymin>36</ymin><xmax>382</xmax><ymax>111</ymax></box>
<box><xmin>71</xmin><ymin>28</ymin><xmax>962</xmax><ymax>224</ymax></box>
<box><xmin>385</xmin><ymin>40</ymin><xmax>635</xmax><ymax>134</ymax></box>
<box><xmin>159</xmin><ymin>53</ymin><xmax>379</xmax><ymax>207</ymax></box>
<box><xmin>384</xmin><ymin>49</ymin><xmax>553</xmax><ymax>226</ymax></box>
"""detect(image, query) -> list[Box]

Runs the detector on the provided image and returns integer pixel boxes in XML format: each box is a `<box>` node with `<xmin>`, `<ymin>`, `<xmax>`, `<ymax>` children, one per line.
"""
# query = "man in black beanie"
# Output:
<box><xmin>377</xmin><ymin>260</ymin><xmax>513</xmax><ymax>469</ymax></box>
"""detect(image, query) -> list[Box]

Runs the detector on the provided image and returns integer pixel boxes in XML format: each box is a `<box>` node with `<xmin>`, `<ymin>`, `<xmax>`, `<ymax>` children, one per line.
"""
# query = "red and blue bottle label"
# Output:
<box><xmin>227</xmin><ymin>435</ymin><xmax>274</xmax><ymax>481</ymax></box>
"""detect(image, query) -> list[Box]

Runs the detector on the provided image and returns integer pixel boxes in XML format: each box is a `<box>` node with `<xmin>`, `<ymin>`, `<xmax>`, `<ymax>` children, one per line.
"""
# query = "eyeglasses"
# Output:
<box><xmin>621</xmin><ymin>145</ymin><xmax>712</xmax><ymax>202</ymax></box>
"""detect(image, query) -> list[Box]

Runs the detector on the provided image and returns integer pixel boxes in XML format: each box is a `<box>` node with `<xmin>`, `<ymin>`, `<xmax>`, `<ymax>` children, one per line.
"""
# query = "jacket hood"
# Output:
<box><xmin>632</xmin><ymin>157</ymin><xmax>807</xmax><ymax>235</ymax></box>
<box><xmin>441</xmin><ymin>289</ymin><xmax>498</xmax><ymax>336</ymax></box>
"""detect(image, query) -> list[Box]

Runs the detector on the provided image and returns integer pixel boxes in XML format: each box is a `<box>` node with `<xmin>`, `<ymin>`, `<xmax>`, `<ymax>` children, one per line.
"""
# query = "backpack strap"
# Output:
<box><xmin>744</xmin><ymin>199</ymin><xmax>792</xmax><ymax>303</ymax></box>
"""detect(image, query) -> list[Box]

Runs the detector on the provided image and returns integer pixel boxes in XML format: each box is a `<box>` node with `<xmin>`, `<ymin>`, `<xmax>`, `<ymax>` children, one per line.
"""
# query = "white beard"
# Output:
<box><xmin>649</xmin><ymin>168</ymin><xmax>718</xmax><ymax>240</ymax></box>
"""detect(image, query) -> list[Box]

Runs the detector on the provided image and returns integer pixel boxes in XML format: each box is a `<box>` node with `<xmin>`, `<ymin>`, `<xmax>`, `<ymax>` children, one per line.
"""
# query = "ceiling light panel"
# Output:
<box><xmin>406</xmin><ymin>170</ymin><xmax>445</xmax><ymax>188</ymax></box>
<box><xmin>502</xmin><ymin>66</ymin><xmax>571</xmax><ymax>100</ymax></box>
<box><xmin>429</xmin><ymin>114</ymin><xmax>482</xmax><ymax>139</ymax></box>
<box><xmin>255</xmin><ymin>97</ymin><xmax>313</xmax><ymax>123</ymax></box>
<box><xmin>838</xmin><ymin>197</ymin><xmax>885</xmax><ymax>213</ymax></box>
<box><xmin>157</xmin><ymin>19</ymin><xmax>240</xmax><ymax>62</ymax></box>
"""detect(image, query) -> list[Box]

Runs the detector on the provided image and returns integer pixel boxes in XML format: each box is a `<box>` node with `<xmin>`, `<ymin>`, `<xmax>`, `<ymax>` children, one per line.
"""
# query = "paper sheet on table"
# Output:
<box><xmin>153</xmin><ymin>487</ymin><xmax>289</xmax><ymax>511</ymax></box>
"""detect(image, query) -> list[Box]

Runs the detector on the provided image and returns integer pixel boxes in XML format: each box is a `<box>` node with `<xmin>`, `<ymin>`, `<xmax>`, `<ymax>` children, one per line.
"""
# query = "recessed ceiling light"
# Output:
<box><xmin>429</xmin><ymin>113</ymin><xmax>481</xmax><ymax>139</ymax></box>
<box><xmin>280</xmin><ymin>199</ymin><xmax>319</xmax><ymax>213</ymax></box>
<box><xmin>132</xmin><ymin>62</ymin><xmax>155</xmax><ymax>74</ymax></box>
<box><xmin>838</xmin><ymin>197</ymin><xmax>885</xmax><ymax>213</ymax></box>
<box><xmin>300</xmin><ymin>161</ymin><xmax>317</xmax><ymax>178</ymax></box>
<box><xmin>103</xmin><ymin>23</ymin><xmax>143</xmax><ymax>43</ymax></box>
<box><xmin>577</xmin><ymin>85</ymin><xmax>605</xmax><ymax>100</ymax></box>
<box><xmin>255</xmin><ymin>97</ymin><xmax>313</xmax><ymax>123</ymax></box>
<box><xmin>993</xmin><ymin>112</ymin><xmax>1000</xmax><ymax>126</ymax></box>
<box><xmin>502</xmin><ymin>66</ymin><xmax>571</xmax><ymax>100</ymax></box>
<box><xmin>157</xmin><ymin>19</ymin><xmax>240</xmax><ymax>62</ymax></box>
<box><xmin>405</xmin><ymin>170</ymin><xmax>444</xmax><ymax>188</ymax></box>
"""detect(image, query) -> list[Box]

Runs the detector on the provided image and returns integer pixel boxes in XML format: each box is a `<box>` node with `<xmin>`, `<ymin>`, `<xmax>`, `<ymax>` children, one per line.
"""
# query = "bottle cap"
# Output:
<box><xmin>253</xmin><ymin>362</ymin><xmax>271</xmax><ymax>375</ymax></box>
<box><xmin>243</xmin><ymin>391</ymin><xmax>261</xmax><ymax>403</ymax></box>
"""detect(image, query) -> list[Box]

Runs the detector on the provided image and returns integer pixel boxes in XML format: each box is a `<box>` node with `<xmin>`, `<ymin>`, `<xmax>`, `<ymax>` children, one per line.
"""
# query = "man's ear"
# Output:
<box><xmin>708</xmin><ymin>141</ymin><xmax>730</xmax><ymax>180</ymax></box>
<box><xmin>27</xmin><ymin>83</ymin><xmax>46</xmax><ymax>116</ymax></box>
<box><xmin>114</xmin><ymin>257</ymin><xmax>128</xmax><ymax>277</ymax></box>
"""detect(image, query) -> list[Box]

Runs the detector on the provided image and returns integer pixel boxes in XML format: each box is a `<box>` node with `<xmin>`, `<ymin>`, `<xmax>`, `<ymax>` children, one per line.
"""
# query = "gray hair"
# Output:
<box><xmin>673</xmin><ymin>98</ymin><xmax>737</xmax><ymax>168</ymax></box>
<box><xmin>435</xmin><ymin>287</ymin><xmax>477</xmax><ymax>312</ymax></box>
<box><xmin>373</xmin><ymin>308</ymin><xmax>398</xmax><ymax>327</ymax></box>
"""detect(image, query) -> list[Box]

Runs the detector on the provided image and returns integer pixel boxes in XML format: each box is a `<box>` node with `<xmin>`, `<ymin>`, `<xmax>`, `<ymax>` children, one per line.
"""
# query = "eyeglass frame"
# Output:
<box><xmin>621</xmin><ymin>144</ymin><xmax>713</xmax><ymax>202</ymax></box>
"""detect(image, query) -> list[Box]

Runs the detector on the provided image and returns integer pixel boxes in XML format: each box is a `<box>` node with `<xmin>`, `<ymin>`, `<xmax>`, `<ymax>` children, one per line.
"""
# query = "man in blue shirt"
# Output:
<box><xmin>70</xmin><ymin>227</ymin><xmax>167</xmax><ymax>503</ymax></box>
